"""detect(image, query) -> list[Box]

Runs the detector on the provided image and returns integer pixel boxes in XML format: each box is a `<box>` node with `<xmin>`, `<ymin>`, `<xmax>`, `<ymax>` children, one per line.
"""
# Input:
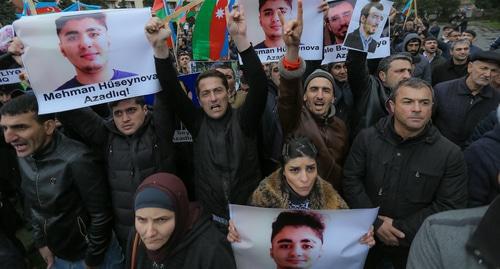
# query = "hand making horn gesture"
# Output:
<box><xmin>278</xmin><ymin>0</ymin><xmax>303</xmax><ymax>61</ymax></box>
<box><xmin>225</xmin><ymin>3</ymin><xmax>251</xmax><ymax>52</ymax></box>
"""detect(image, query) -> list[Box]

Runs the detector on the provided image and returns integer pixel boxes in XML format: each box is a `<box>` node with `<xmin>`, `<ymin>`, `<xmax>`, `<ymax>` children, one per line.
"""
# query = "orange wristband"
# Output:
<box><xmin>282</xmin><ymin>57</ymin><xmax>301</xmax><ymax>71</ymax></box>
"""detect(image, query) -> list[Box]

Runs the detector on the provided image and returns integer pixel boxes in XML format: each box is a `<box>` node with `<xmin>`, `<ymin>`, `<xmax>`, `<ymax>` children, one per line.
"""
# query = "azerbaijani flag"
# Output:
<box><xmin>401</xmin><ymin>0</ymin><xmax>414</xmax><ymax>17</ymax></box>
<box><xmin>152</xmin><ymin>0</ymin><xmax>176</xmax><ymax>48</ymax></box>
<box><xmin>35</xmin><ymin>2</ymin><xmax>61</xmax><ymax>14</ymax></box>
<box><xmin>192</xmin><ymin>0</ymin><xmax>228</xmax><ymax>60</ymax></box>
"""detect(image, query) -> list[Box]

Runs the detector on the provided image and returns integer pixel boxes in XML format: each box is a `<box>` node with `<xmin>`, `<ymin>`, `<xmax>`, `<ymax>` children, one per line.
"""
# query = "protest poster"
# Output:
<box><xmin>240</xmin><ymin>0</ymin><xmax>324</xmax><ymax>63</ymax></box>
<box><xmin>342</xmin><ymin>0</ymin><xmax>393</xmax><ymax>54</ymax></box>
<box><xmin>229</xmin><ymin>205</ymin><xmax>378</xmax><ymax>269</ymax></box>
<box><xmin>0</xmin><ymin>68</ymin><xmax>23</xmax><ymax>85</ymax></box>
<box><xmin>13</xmin><ymin>8</ymin><xmax>159</xmax><ymax>114</ymax></box>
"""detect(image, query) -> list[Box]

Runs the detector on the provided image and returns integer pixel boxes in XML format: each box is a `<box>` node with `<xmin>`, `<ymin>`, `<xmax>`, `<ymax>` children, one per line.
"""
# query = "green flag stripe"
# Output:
<box><xmin>192</xmin><ymin>0</ymin><xmax>217</xmax><ymax>60</ymax></box>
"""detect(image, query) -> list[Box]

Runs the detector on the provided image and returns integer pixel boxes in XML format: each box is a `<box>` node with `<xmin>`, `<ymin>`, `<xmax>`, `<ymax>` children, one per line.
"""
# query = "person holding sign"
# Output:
<box><xmin>147</xmin><ymin>4</ymin><xmax>268</xmax><ymax>232</ymax></box>
<box><xmin>55</xmin><ymin>13</ymin><xmax>136</xmax><ymax>91</ymax></box>
<box><xmin>254</xmin><ymin>0</ymin><xmax>293</xmax><ymax>49</ymax></box>
<box><xmin>125</xmin><ymin>172</ymin><xmax>236</xmax><ymax>268</ymax></box>
<box><xmin>344</xmin><ymin>1</ymin><xmax>384</xmax><ymax>53</ymax></box>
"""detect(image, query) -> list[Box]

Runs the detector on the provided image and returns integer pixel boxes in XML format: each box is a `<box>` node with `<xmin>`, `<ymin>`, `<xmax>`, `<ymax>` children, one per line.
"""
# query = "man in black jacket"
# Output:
<box><xmin>0</xmin><ymin>94</ymin><xmax>117</xmax><ymax>268</ymax></box>
<box><xmin>146</xmin><ymin>6</ymin><xmax>268</xmax><ymax>231</ymax></box>
<box><xmin>343</xmin><ymin>78</ymin><xmax>467</xmax><ymax>269</ymax></box>
<box><xmin>432</xmin><ymin>39</ymin><xmax>470</xmax><ymax>86</ymax></box>
<box><xmin>346</xmin><ymin>49</ymin><xmax>412</xmax><ymax>138</ymax></box>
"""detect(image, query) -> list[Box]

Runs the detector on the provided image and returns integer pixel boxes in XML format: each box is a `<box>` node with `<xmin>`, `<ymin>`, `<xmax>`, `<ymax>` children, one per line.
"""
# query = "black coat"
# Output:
<box><xmin>18</xmin><ymin>132</ymin><xmax>113</xmax><ymax>265</ymax></box>
<box><xmin>431</xmin><ymin>58</ymin><xmax>468</xmax><ymax>86</ymax></box>
<box><xmin>346</xmin><ymin>49</ymin><xmax>391</xmax><ymax>138</ymax></box>
<box><xmin>345</xmin><ymin>28</ymin><xmax>378</xmax><ymax>53</ymax></box>
<box><xmin>343</xmin><ymin>116</ymin><xmax>468</xmax><ymax>246</ymax></box>
<box><xmin>57</xmin><ymin>101</ymin><xmax>176</xmax><ymax>247</ymax></box>
<box><xmin>434</xmin><ymin>77</ymin><xmax>500</xmax><ymax>149</ymax></box>
<box><xmin>125</xmin><ymin>214</ymin><xmax>235</xmax><ymax>269</ymax></box>
<box><xmin>465</xmin><ymin>125</ymin><xmax>500</xmax><ymax>207</ymax></box>
<box><xmin>155</xmin><ymin>47</ymin><xmax>268</xmax><ymax>221</ymax></box>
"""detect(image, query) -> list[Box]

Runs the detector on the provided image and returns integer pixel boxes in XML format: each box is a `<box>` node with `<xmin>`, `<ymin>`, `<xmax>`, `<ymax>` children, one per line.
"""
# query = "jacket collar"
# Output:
<box><xmin>458</xmin><ymin>77</ymin><xmax>495</xmax><ymax>99</ymax></box>
<box><xmin>376</xmin><ymin>116</ymin><xmax>437</xmax><ymax>145</ymax></box>
<box><xmin>307</xmin><ymin>103</ymin><xmax>337</xmax><ymax>126</ymax></box>
<box><xmin>30</xmin><ymin>131</ymin><xmax>61</xmax><ymax>160</ymax></box>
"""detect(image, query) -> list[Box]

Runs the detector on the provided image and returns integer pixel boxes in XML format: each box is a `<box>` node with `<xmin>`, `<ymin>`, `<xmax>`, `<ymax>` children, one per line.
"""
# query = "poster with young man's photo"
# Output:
<box><xmin>13</xmin><ymin>8</ymin><xmax>159</xmax><ymax>114</ymax></box>
<box><xmin>342</xmin><ymin>0</ymin><xmax>392</xmax><ymax>53</ymax></box>
<box><xmin>240</xmin><ymin>0</ymin><xmax>324</xmax><ymax>63</ymax></box>
<box><xmin>229</xmin><ymin>205</ymin><xmax>378</xmax><ymax>269</ymax></box>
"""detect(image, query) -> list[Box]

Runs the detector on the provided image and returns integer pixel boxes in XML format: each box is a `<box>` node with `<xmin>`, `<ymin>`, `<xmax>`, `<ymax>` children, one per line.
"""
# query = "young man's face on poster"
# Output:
<box><xmin>259</xmin><ymin>0</ymin><xmax>292</xmax><ymax>41</ymax></box>
<box><xmin>361</xmin><ymin>6</ymin><xmax>383</xmax><ymax>36</ymax></box>
<box><xmin>58</xmin><ymin>17</ymin><xmax>110</xmax><ymax>75</ymax></box>
<box><xmin>270</xmin><ymin>225</ymin><xmax>323</xmax><ymax>269</ymax></box>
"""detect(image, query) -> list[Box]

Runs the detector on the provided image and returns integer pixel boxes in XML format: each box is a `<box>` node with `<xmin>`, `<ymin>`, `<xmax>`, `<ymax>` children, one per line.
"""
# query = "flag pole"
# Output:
<box><xmin>414</xmin><ymin>0</ymin><xmax>418</xmax><ymax>19</ymax></box>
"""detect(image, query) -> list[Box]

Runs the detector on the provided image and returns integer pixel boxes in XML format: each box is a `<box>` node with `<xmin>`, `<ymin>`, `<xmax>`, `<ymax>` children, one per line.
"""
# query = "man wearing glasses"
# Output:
<box><xmin>325</xmin><ymin>0</ymin><xmax>354</xmax><ymax>45</ymax></box>
<box><xmin>344</xmin><ymin>1</ymin><xmax>384</xmax><ymax>53</ymax></box>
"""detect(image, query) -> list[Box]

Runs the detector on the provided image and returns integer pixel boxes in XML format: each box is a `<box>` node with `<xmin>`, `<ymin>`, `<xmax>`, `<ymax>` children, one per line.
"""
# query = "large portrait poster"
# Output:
<box><xmin>342</xmin><ymin>0</ymin><xmax>392</xmax><ymax>53</ymax></box>
<box><xmin>240</xmin><ymin>0</ymin><xmax>324</xmax><ymax>63</ymax></box>
<box><xmin>230</xmin><ymin>205</ymin><xmax>378</xmax><ymax>269</ymax></box>
<box><xmin>13</xmin><ymin>8</ymin><xmax>159</xmax><ymax>114</ymax></box>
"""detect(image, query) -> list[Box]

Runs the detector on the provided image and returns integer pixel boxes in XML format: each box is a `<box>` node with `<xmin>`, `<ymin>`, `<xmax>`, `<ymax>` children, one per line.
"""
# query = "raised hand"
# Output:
<box><xmin>225</xmin><ymin>3</ymin><xmax>250</xmax><ymax>52</ymax></box>
<box><xmin>278</xmin><ymin>0</ymin><xmax>303</xmax><ymax>48</ymax></box>
<box><xmin>144</xmin><ymin>17</ymin><xmax>172</xmax><ymax>59</ymax></box>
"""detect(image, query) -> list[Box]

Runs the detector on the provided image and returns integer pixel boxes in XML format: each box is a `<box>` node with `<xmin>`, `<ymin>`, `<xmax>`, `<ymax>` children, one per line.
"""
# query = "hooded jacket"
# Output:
<box><xmin>402</xmin><ymin>33</ymin><xmax>432</xmax><ymax>83</ymax></box>
<box><xmin>278</xmin><ymin>60</ymin><xmax>349</xmax><ymax>192</ymax></box>
<box><xmin>343</xmin><ymin>116</ymin><xmax>468</xmax><ymax>247</ymax></box>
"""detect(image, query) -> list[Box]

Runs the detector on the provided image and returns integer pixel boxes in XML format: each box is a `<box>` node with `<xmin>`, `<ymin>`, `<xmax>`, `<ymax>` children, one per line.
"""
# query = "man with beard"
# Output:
<box><xmin>325</xmin><ymin>0</ymin><xmax>354</xmax><ymax>45</ymax></box>
<box><xmin>402</xmin><ymin>33</ymin><xmax>432</xmax><ymax>83</ymax></box>
<box><xmin>433</xmin><ymin>50</ymin><xmax>500</xmax><ymax>149</ymax></box>
<box><xmin>344</xmin><ymin>2</ymin><xmax>384</xmax><ymax>53</ymax></box>
<box><xmin>327</xmin><ymin>61</ymin><xmax>353</xmax><ymax>126</ymax></box>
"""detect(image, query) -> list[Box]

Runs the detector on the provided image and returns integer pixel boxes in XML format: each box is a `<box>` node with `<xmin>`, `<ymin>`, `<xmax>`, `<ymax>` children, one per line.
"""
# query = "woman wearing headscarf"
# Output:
<box><xmin>228</xmin><ymin>135</ymin><xmax>374</xmax><ymax>246</ymax></box>
<box><xmin>125</xmin><ymin>173</ymin><xmax>236</xmax><ymax>269</ymax></box>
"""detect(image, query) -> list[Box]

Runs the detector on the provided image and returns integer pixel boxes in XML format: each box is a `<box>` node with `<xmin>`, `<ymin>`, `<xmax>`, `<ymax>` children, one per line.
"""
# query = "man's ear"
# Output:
<box><xmin>142</xmin><ymin>104</ymin><xmax>148</xmax><ymax>114</ymax></box>
<box><xmin>378</xmin><ymin>70</ymin><xmax>386</xmax><ymax>83</ymax></box>
<box><xmin>43</xmin><ymin>119</ymin><xmax>57</xmax><ymax>136</ymax></box>
<box><xmin>360</xmin><ymin>15</ymin><xmax>367</xmax><ymax>24</ymax></box>
<box><xmin>467</xmin><ymin>62</ymin><xmax>473</xmax><ymax>74</ymax></box>
<box><xmin>388</xmin><ymin>99</ymin><xmax>395</xmax><ymax>113</ymax></box>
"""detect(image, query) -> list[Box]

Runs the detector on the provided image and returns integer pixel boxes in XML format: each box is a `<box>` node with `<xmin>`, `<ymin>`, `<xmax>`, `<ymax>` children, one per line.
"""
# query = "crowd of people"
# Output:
<box><xmin>0</xmin><ymin>0</ymin><xmax>499</xmax><ymax>268</ymax></box>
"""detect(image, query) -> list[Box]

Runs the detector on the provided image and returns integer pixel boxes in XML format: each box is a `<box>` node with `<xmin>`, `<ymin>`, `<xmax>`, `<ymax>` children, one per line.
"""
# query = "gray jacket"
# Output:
<box><xmin>407</xmin><ymin>203</ymin><xmax>498</xmax><ymax>269</ymax></box>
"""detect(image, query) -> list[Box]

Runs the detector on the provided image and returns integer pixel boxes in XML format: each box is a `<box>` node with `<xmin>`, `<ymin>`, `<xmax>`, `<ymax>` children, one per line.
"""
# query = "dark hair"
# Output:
<box><xmin>195</xmin><ymin>69</ymin><xmax>229</xmax><ymax>96</ymax></box>
<box><xmin>108</xmin><ymin>96</ymin><xmax>146</xmax><ymax>110</ymax></box>
<box><xmin>259</xmin><ymin>0</ymin><xmax>292</xmax><ymax>11</ymax></box>
<box><xmin>178</xmin><ymin>51</ymin><xmax>190</xmax><ymax>58</ymax></box>
<box><xmin>0</xmin><ymin>93</ymin><xmax>54</xmax><ymax>123</ymax></box>
<box><xmin>442</xmin><ymin>25</ymin><xmax>455</xmax><ymax>31</ymax></box>
<box><xmin>271</xmin><ymin>210</ymin><xmax>325</xmax><ymax>243</ymax></box>
<box><xmin>389</xmin><ymin>77</ymin><xmax>434</xmax><ymax>102</ymax></box>
<box><xmin>210</xmin><ymin>62</ymin><xmax>234</xmax><ymax>75</ymax></box>
<box><xmin>281</xmin><ymin>135</ymin><xmax>318</xmax><ymax>166</ymax></box>
<box><xmin>463</xmin><ymin>29</ymin><xmax>477</xmax><ymax>38</ymax></box>
<box><xmin>56</xmin><ymin>13</ymin><xmax>107</xmax><ymax>37</ymax></box>
<box><xmin>360</xmin><ymin>2</ymin><xmax>384</xmax><ymax>19</ymax></box>
<box><xmin>423</xmin><ymin>36</ymin><xmax>437</xmax><ymax>43</ymax></box>
<box><xmin>376</xmin><ymin>53</ymin><xmax>413</xmax><ymax>75</ymax></box>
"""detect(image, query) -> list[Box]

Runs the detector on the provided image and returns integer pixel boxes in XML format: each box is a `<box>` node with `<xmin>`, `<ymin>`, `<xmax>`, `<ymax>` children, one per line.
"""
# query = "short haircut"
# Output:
<box><xmin>195</xmin><ymin>69</ymin><xmax>229</xmax><ymax>96</ymax></box>
<box><xmin>423</xmin><ymin>36</ymin><xmax>438</xmax><ymax>44</ymax></box>
<box><xmin>178</xmin><ymin>51</ymin><xmax>190</xmax><ymax>58</ymax></box>
<box><xmin>0</xmin><ymin>93</ymin><xmax>55</xmax><ymax>123</ymax></box>
<box><xmin>259</xmin><ymin>0</ymin><xmax>292</xmax><ymax>11</ymax></box>
<box><xmin>389</xmin><ymin>77</ymin><xmax>434</xmax><ymax>102</ymax></box>
<box><xmin>377</xmin><ymin>53</ymin><xmax>413</xmax><ymax>75</ymax></box>
<box><xmin>271</xmin><ymin>210</ymin><xmax>325</xmax><ymax>243</ymax></box>
<box><xmin>360</xmin><ymin>2</ymin><xmax>384</xmax><ymax>19</ymax></box>
<box><xmin>463</xmin><ymin>29</ymin><xmax>477</xmax><ymax>38</ymax></box>
<box><xmin>210</xmin><ymin>62</ymin><xmax>235</xmax><ymax>76</ymax></box>
<box><xmin>55</xmin><ymin>13</ymin><xmax>107</xmax><ymax>37</ymax></box>
<box><xmin>442</xmin><ymin>25</ymin><xmax>455</xmax><ymax>31</ymax></box>
<box><xmin>108</xmin><ymin>96</ymin><xmax>146</xmax><ymax>110</ymax></box>
<box><xmin>450</xmin><ymin>39</ymin><xmax>470</xmax><ymax>50</ymax></box>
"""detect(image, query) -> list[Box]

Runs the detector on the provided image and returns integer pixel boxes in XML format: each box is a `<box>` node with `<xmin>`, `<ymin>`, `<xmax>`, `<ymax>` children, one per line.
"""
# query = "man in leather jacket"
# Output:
<box><xmin>0</xmin><ymin>94</ymin><xmax>115</xmax><ymax>268</ymax></box>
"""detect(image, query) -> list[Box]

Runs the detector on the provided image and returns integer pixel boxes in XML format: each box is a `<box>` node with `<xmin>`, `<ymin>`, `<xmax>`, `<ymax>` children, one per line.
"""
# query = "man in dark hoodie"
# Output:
<box><xmin>403</xmin><ymin>33</ymin><xmax>432</xmax><ymax>83</ymax></box>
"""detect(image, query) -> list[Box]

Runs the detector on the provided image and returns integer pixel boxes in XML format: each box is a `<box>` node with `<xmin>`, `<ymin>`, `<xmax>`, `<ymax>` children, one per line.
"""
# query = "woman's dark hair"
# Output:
<box><xmin>281</xmin><ymin>135</ymin><xmax>318</xmax><ymax>166</ymax></box>
<box><xmin>271</xmin><ymin>210</ymin><xmax>325</xmax><ymax>243</ymax></box>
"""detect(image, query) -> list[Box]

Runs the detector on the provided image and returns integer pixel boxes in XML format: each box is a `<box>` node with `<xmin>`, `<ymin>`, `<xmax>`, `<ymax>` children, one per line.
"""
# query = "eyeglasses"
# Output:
<box><xmin>327</xmin><ymin>11</ymin><xmax>352</xmax><ymax>23</ymax></box>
